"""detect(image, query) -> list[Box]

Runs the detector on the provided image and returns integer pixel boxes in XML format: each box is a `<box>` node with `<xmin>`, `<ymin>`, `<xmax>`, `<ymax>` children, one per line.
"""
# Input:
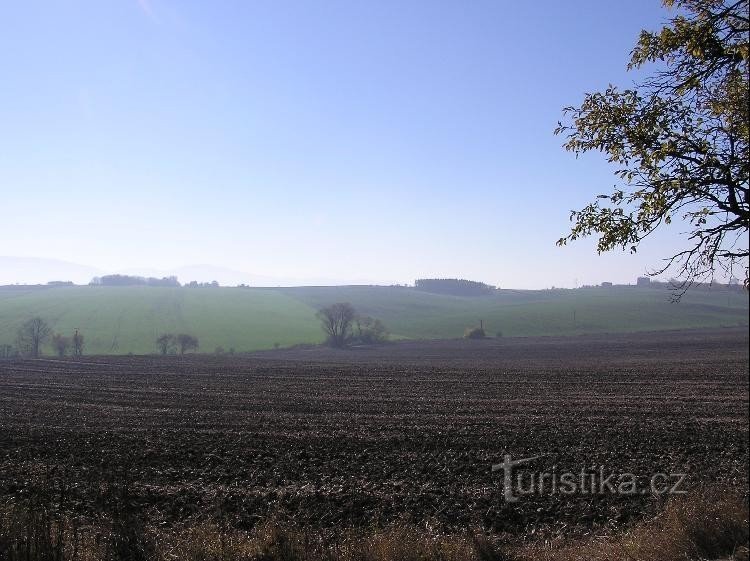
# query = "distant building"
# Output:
<box><xmin>601</xmin><ymin>282</ymin><xmax>613</xmax><ymax>288</ymax></box>
<box><xmin>636</xmin><ymin>277</ymin><xmax>651</xmax><ymax>286</ymax></box>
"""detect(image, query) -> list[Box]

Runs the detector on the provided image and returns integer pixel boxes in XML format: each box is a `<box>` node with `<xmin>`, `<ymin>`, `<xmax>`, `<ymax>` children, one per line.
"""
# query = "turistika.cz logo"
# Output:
<box><xmin>491</xmin><ymin>454</ymin><xmax>687</xmax><ymax>503</ymax></box>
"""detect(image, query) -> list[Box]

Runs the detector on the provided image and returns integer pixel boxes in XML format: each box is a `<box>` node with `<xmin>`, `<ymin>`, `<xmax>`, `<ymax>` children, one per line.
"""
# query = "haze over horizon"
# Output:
<box><xmin>0</xmin><ymin>255</ymin><xmax>718</xmax><ymax>289</ymax></box>
<box><xmin>1</xmin><ymin>1</ymin><xmax>711</xmax><ymax>288</ymax></box>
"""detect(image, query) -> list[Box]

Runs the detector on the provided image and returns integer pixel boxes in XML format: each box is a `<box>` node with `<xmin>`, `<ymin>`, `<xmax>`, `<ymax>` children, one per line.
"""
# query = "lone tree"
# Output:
<box><xmin>16</xmin><ymin>317</ymin><xmax>52</xmax><ymax>358</ymax></box>
<box><xmin>317</xmin><ymin>302</ymin><xmax>356</xmax><ymax>347</ymax></box>
<box><xmin>555</xmin><ymin>0</ymin><xmax>749</xmax><ymax>296</ymax></box>
<box><xmin>51</xmin><ymin>333</ymin><xmax>71</xmax><ymax>357</ymax></box>
<box><xmin>72</xmin><ymin>329</ymin><xmax>84</xmax><ymax>356</ymax></box>
<box><xmin>176</xmin><ymin>333</ymin><xmax>199</xmax><ymax>355</ymax></box>
<box><xmin>156</xmin><ymin>333</ymin><xmax>176</xmax><ymax>355</ymax></box>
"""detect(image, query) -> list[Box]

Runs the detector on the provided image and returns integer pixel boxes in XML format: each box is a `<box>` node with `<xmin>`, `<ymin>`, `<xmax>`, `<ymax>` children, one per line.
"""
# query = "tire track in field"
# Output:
<box><xmin>109</xmin><ymin>311</ymin><xmax>123</xmax><ymax>352</ymax></box>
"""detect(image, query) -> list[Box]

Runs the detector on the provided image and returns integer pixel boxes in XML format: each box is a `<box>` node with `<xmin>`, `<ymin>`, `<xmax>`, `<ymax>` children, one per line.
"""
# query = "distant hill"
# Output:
<box><xmin>0</xmin><ymin>284</ymin><xmax>746</xmax><ymax>355</ymax></box>
<box><xmin>0</xmin><ymin>257</ymin><xmax>103</xmax><ymax>285</ymax></box>
<box><xmin>0</xmin><ymin>257</ymin><xmax>378</xmax><ymax>288</ymax></box>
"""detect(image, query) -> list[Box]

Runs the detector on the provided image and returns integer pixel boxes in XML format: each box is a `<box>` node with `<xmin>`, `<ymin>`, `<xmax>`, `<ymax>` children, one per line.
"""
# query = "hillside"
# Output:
<box><xmin>0</xmin><ymin>284</ymin><xmax>747</xmax><ymax>355</ymax></box>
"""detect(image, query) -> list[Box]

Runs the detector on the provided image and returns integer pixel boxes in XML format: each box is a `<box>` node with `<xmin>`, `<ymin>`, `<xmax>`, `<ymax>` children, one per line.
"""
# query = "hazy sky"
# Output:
<box><xmin>1</xmin><ymin>1</ymin><xmax>693</xmax><ymax>288</ymax></box>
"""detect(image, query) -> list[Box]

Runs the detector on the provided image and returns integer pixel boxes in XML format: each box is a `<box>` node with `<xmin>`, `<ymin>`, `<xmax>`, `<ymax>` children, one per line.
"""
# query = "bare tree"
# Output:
<box><xmin>16</xmin><ymin>317</ymin><xmax>52</xmax><ymax>358</ymax></box>
<box><xmin>176</xmin><ymin>333</ymin><xmax>199</xmax><ymax>355</ymax></box>
<box><xmin>316</xmin><ymin>303</ymin><xmax>356</xmax><ymax>348</ymax></box>
<box><xmin>156</xmin><ymin>333</ymin><xmax>176</xmax><ymax>355</ymax></box>
<box><xmin>51</xmin><ymin>333</ymin><xmax>71</xmax><ymax>357</ymax></box>
<box><xmin>72</xmin><ymin>329</ymin><xmax>84</xmax><ymax>356</ymax></box>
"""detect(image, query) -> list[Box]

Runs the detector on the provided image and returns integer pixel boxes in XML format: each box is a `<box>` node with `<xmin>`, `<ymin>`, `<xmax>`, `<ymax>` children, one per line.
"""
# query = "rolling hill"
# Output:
<box><xmin>0</xmin><ymin>284</ymin><xmax>747</xmax><ymax>355</ymax></box>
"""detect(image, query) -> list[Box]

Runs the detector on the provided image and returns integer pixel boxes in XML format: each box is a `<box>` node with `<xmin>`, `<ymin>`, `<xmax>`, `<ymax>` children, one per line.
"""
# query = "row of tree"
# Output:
<box><xmin>2</xmin><ymin>320</ymin><xmax>201</xmax><ymax>358</ymax></box>
<box><xmin>155</xmin><ymin>333</ymin><xmax>200</xmax><ymax>355</ymax></box>
<box><xmin>184</xmin><ymin>280</ymin><xmax>220</xmax><ymax>288</ymax></box>
<box><xmin>5</xmin><ymin>305</ymin><xmax>381</xmax><ymax>358</ymax></box>
<box><xmin>5</xmin><ymin>318</ymin><xmax>85</xmax><ymax>358</ymax></box>
<box><xmin>90</xmin><ymin>275</ymin><xmax>181</xmax><ymax>287</ymax></box>
<box><xmin>88</xmin><ymin>275</ymin><xmax>222</xmax><ymax>288</ymax></box>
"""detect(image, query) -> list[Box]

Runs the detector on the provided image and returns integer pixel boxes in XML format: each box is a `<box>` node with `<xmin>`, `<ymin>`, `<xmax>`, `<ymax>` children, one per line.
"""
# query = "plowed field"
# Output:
<box><xmin>1</xmin><ymin>328</ymin><xmax>747</xmax><ymax>536</ymax></box>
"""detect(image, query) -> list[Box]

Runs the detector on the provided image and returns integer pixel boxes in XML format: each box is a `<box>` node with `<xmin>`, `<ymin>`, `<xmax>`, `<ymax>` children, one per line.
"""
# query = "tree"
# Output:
<box><xmin>555</xmin><ymin>0</ymin><xmax>749</xmax><ymax>296</ymax></box>
<box><xmin>51</xmin><ymin>333</ymin><xmax>71</xmax><ymax>357</ymax></box>
<box><xmin>176</xmin><ymin>333</ymin><xmax>199</xmax><ymax>355</ymax></box>
<box><xmin>16</xmin><ymin>317</ymin><xmax>52</xmax><ymax>358</ymax></box>
<box><xmin>316</xmin><ymin>302</ymin><xmax>356</xmax><ymax>347</ymax></box>
<box><xmin>72</xmin><ymin>329</ymin><xmax>84</xmax><ymax>356</ymax></box>
<box><xmin>156</xmin><ymin>333</ymin><xmax>176</xmax><ymax>355</ymax></box>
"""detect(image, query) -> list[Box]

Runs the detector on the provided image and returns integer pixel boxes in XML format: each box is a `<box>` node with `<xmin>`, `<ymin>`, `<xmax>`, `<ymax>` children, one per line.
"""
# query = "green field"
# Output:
<box><xmin>0</xmin><ymin>284</ymin><xmax>747</xmax><ymax>355</ymax></box>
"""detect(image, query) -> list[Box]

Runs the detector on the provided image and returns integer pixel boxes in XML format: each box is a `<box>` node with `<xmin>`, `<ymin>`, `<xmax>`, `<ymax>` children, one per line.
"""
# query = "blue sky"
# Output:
<box><xmin>1</xmin><ymin>0</ymin><xmax>688</xmax><ymax>287</ymax></box>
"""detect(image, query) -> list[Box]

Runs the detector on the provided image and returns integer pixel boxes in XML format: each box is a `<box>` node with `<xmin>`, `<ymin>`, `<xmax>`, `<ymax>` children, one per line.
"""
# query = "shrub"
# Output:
<box><xmin>51</xmin><ymin>333</ymin><xmax>71</xmax><ymax>357</ymax></box>
<box><xmin>353</xmin><ymin>316</ymin><xmax>388</xmax><ymax>345</ymax></box>
<box><xmin>464</xmin><ymin>327</ymin><xmax>486</xmax><ymax>339</ymax></box>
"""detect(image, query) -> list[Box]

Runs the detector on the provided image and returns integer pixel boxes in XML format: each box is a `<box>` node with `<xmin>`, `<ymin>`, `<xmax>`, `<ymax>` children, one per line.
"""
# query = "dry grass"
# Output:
<box><xmin>0</xmin><ymin>503</ymin><xmax>104</xmax><ymax>561</ymax></box>
<box><xmin>521</xmin><ymin>489</ymin><xmax>749</xmax><ymax>561</ymax></box>
<box><xmin>155</xmin><ymin>522</ymin><xmax>496</xmax><ymax>561</ymax></box>
<box><xmin>1</xmin><ymin>489</ymin><xmax>746</xmax><ymax>561</ymax></box>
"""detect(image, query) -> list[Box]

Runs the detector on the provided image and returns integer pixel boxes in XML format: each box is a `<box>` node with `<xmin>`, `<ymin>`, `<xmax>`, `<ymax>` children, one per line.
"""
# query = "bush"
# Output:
<box><xmin>352</xmin><ymin>316</ymin><xmax>388</xmax><ymax>345</ymax></box>
<box><xmin>464</xmin><ymin>327</ymin><xmax>486</xmax><ymax>339</ymax></box>
<box><xmin>51</xmin><ymin>333</ymin><xmax>71</xmax><ymax>357</ymax></box>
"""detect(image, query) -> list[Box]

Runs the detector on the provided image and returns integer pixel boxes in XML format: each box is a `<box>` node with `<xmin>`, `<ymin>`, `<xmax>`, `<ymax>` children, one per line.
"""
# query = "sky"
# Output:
<box><xmin>0</xmin><ymin>0</ymin><xmax>697</xmax><ymax>288</ymax></box>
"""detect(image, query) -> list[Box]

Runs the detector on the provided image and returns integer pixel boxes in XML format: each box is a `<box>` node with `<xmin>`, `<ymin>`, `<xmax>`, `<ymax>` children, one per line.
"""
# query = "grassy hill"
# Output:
<box><xmin>0</xmin><ymin>284</ymin><xmax>747</xmax><ymax>355</ymax></box>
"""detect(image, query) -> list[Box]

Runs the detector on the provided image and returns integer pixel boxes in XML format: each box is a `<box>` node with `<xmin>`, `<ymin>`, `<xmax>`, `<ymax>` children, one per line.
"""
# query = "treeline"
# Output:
<box><xmin>89</xmin><ymin>275</ymin><xmax>222</xmax><ymax>287</ymax></box>
<box><xmin>185</xmin><ymin>280</ymin><xmax>220</xmax><ymax>288</ymax></box>
<box><xmin>90</xmin><ymin>275</ymin><xmax>181</xmax><ymax>287</ymax></box>
<box><xmin>414</xmin><ymin>278</ymin><xmax>496</xmax><ymax>296</ymax></box>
